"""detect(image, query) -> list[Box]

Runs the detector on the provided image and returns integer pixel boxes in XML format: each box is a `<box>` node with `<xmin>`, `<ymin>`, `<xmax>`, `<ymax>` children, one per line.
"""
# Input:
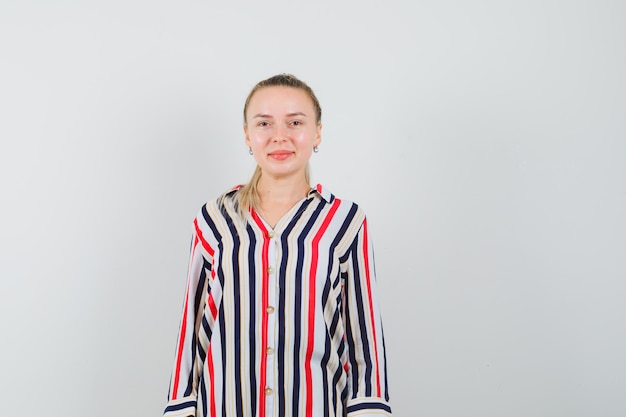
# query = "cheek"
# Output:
<box><xmin>248</xmin><ymin>133</ymin><xmax>267</xmax><ymax>147</ymax></box>
<box><xmin>295</xmin><ymin>130</ymin><xmax>317</xmax><ymax>143</ymax></box>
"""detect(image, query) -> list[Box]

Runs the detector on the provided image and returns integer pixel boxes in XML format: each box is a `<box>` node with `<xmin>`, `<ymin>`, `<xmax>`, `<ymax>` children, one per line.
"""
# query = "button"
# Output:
<box><xmin>265</xmin><ymin>387</ymin><xmax>273</xmax><ymax>396</ymax></box>
<box><xmin>267</xmin><ymin>231</ymin><xmax>275</xmax><ymax>238</ymax></box>
<box><xmin>267</xmin><ymin>266</ymin><xmax>274</xmax><ymax>274</ymax></box>
<box><xmin>266</xmin><ymin>347</ymin><xmax>274</xmax><ymax>355</ymax></box>
<box><xmin>266</xmin><ymin>306</ymin><xmax>275</xmax><ymax>314</ymax></box>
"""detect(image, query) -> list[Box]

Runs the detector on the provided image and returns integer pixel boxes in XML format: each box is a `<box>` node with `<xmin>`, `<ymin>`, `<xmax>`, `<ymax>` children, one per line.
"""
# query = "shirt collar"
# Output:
<box><xmin>227</xmin><ymin>183</ymin><xmax>333</xmax><ymax>204</ymax></box>
<box><xmin>308</xmin><ymin>183</ymin><xmax>334</xmax><ymax>203</ymax></box>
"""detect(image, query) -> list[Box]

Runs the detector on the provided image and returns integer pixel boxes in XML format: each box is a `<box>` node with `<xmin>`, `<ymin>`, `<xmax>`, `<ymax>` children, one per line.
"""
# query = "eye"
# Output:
<box><xmin>290</xmin><ymin>120</ymin><xmax>302</xmax><ymax>126</ymax></box>
<box><xmin>257</xmin><ymin>121</ymin><xmax>270</xmax><ymax>127</ymax></box>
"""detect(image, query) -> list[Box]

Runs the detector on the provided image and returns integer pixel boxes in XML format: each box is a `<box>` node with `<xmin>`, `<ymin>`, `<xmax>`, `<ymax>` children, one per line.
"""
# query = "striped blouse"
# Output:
<box><xmin>164</xmin><ymin>184</ymin><xmax>391</xmax><ymax>417</ymax></box>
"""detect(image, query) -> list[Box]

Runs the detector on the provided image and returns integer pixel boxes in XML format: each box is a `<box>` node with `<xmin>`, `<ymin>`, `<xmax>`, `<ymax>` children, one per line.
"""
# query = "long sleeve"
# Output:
<box><xmin>342</xmin><ymin>218</ymin><xmax>392</xmax><ymax>417</ymax></box>
<box><xmin>164</xmin><ymin>219</ymin><xmax>215</xmax><ymax>417</ymax></box>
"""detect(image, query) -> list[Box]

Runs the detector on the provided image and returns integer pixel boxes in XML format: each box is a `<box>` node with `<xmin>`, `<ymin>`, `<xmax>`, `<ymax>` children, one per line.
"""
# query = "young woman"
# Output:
<box><xmin>164</xmin><ymin>74</ymin><xmax>392</xmax><ymax>417</ymax></box>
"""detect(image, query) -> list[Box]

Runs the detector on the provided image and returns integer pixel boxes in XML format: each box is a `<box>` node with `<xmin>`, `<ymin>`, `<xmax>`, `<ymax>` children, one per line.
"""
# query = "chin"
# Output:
<box><xmin>264</xmin><ymin>167</ymin><xmax>304</xmax><ymax>179</ymax></box>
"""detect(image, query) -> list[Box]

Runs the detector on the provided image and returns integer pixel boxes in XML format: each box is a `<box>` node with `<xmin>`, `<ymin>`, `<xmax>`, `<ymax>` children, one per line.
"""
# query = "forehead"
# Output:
<box><xmin>247</xmin><ymin>86</ymin><xmax>314</xmax><ymax>113</ymax></box>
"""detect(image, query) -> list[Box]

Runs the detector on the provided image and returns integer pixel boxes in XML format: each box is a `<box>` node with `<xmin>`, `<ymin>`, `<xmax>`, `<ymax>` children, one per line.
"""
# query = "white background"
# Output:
<box><xmin>1</xmin><ymin>1</ymin><xmax>625</xmax><ymax>416</ymax></box>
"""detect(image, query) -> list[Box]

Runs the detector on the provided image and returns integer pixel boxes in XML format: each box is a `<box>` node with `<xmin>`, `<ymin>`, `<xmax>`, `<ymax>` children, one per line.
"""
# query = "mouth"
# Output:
<box><xmin>268</xmin><ymin>150</ymin><xmax>294</xmax><ymax>160</ymax></box>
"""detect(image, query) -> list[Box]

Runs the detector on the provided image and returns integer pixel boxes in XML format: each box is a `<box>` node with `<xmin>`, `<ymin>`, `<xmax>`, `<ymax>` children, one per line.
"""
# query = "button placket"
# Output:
<box><xmin>264</xmin><ymin>230</ymin><xmax>278</xmax><ymax>414</ymax></box>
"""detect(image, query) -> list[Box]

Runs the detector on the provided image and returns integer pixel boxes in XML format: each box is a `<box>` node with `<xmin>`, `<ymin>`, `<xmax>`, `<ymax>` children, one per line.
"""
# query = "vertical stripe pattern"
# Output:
<box><xmin>164</xmin><ymin>185</ymin><xmax>392</xmax><ymax>417</ymax></box>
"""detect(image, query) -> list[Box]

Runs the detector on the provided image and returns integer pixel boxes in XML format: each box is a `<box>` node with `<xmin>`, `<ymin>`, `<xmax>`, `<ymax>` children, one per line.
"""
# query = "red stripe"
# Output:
<box><xmin>208</xmin><ymin>343</ymin><xmax>216</xmax><ymax>417</ymax></box>
<box><xmin>251</xmin><ymin>209</ymin><xmax>270</xmax><ymax>417</ymax></box>
<box><xmin>362</xmin><ymin>219</ymin><xmax>381</xmax><ymax>396</ymax></box>
<box><xmin>195</xmin><ymin>218</ymin><xmax>215</xmax><ymax>256</ymax></box>
<box><xmin>171</xmin><ymin>236</ymin><xmax>200</xmax><ymax>399</ymax></box>
<box><xmin>207</xmin><ymin>294</ymin><xmax>218</xmax><ymax>318</ymax></box>
<box><xmin>305</xmin><ymin>199</ymin><xmax>341</xmax><ymax>417</ymax></box>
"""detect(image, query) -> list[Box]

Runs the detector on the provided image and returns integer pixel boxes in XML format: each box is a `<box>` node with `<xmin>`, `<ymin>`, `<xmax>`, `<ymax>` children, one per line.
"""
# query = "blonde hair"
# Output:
<box><xmin>236</xmin><ymin>74</ymin><xmax>321</xmax><ymax>221</ymax></box>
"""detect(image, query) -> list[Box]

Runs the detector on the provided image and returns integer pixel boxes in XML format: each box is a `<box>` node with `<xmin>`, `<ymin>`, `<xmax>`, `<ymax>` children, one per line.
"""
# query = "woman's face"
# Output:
<box><xmin>244</xmin><ymin>86</ymin><xmax>321</xmax><ymax>182</ymax></box>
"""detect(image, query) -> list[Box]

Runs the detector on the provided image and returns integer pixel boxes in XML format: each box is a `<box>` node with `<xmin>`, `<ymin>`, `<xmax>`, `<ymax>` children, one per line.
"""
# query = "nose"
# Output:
<box><xmin>272</xmin><ymin>124</ymin><xmax>288</xmax><ymax>142</ymax></box>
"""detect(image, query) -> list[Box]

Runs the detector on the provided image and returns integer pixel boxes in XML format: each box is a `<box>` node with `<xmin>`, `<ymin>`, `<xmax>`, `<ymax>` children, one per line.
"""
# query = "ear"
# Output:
<box><xmin>244</xmin><ymin>125</ymin><xmax>251</xmax><ymax>148</ymax></box>
<box><xmin>314</xmin><ymin>123</ymin><xmax>322</xmax><ymax>147</ymax></box>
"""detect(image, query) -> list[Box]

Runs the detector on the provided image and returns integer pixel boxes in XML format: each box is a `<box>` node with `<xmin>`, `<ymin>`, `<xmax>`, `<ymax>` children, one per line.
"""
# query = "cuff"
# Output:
<box><xmin>164</xmin><ymin>396</ymin><xmax>197</xmax><ymax>417</ymax></box>
<box><xmin>346</xmin><ymin>397</ymin><xmax>392</xmax><ymax>416</ymax></box>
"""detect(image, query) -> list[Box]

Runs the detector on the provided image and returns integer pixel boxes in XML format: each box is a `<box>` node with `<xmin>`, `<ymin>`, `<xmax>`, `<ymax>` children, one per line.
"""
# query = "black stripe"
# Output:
<box><xmin>292</xmin><ymin>198</ymin><xmax>325</xmax><ymax>415</ymax></box>
<box><xmin>350</xmin><ymin>233</ymin><xmax>374</xmax><ymax>396</ymax></box>
<box><xmin>183</xmin><ymin>261</ymin><xmax>206</xmax><ymax>398</ymax></box>
<box><xmin>318</xmin><ymin>200</ymin><xmax>345</xmax><ymax>413</ymax></box>
<box><xmin>197</xmin><ymin>324</ymin><xmax>207</xmax><ymax>362</ymax></box>
<box><xmin>330</xmin><ymin>361</ymin><xmax>343</xmax><ymax>417</ymax></box>
<box><xmin>164</xmin><ymin>399</ymin><xmax>197</xmax><ymax>412</ymax></box>
<box><xmin>218</xmin><ymin>294</ymin><xmax>227</xmax><ymax>417</ymax></box>
<box><xmin>223</xmin><ymin>207</ymin><xmax>244</xmax><ymax>417</ymax></box>
<box><xmin>346</xmin><ymin>401</ymin><xmax>392</xmax><ymax>413</ymax></box>
<box><xmin>344</xmin><ymin>239</ymin><xmax>361</xmax><ymax>396</ymax></box>
<box><xmin>199</xmin><ymin>372</ymin><xmax>207</xmax><ymax>416</ymax></box>
<box><xmin>201</xmin><ymin>203</ymin><xmax>222</xmax><ymax>245</ymax></box>
<box><xmin>246</xmin><ymin>222</ymin><xmax>258</xmax><ymax>415</ymax></box>
<box><xmin>382</xmin><ymin>323</ymin><xmax>390</xmax><ymax>401</ymax></box>
<box><xmin>194</xmin><ymin>260</ymin><xmax>209</xmax><ymax>315</ymax></box>
<box><xmin>329</xmin><ymin>297</ymin><xmax>341</xmax><ymax>340</ymax></box>
<box><xmin>337</xmin><ymin>204</ymin><xmax>360</xmax><ymax>264</ymax></box>
<box><xmin>321</xmin><ymin>334</ymin><xmax>331</xmax><ymax>417</ymax></box>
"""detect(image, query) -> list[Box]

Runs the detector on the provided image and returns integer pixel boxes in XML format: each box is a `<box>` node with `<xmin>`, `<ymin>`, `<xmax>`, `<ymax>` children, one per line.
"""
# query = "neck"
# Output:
<box><xmin>257</xmin><ymin>175</ymin><xmax>311</xmax><ymax>205</ymax></box>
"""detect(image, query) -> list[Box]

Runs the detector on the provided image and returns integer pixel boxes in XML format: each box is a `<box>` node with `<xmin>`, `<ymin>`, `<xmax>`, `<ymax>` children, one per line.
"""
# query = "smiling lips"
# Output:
<box><xmin>268</xmin><ymin>150</ymin><xmax>294</xmax><ymax>160</ymax></box>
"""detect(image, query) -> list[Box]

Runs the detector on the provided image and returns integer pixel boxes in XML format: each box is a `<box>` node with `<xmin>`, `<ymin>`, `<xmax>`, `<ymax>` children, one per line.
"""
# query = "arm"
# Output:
<box><xmin>164</xmin><ymin>218</ymin><xmax>215</xmax><ymax>417</ymax></box>
<box><xmin>343</xmin><ymin>218</ymin><xmax>392</xmax><ymax>417</ymax></box>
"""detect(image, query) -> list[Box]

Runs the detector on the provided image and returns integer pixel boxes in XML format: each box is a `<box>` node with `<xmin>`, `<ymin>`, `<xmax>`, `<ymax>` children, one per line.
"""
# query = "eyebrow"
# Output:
<box><xmin>252</xmin><ymin>112</ymin><xmax>309</xmax><ymax>119</ymax></box>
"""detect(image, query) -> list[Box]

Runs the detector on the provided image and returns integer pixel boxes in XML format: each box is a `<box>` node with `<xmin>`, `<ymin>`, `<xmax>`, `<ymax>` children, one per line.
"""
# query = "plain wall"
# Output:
<box><xmin>1</xmin><ymin>1</ymin><xmax>625</xmax><ymax>416</ymax></box>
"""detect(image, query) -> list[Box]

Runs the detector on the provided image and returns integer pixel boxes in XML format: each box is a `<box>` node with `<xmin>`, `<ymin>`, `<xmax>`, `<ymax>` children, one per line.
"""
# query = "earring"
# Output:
<box><xmin>249</xmin><ymin>148</ymin><xmax>253</xmax><ymax>155</ymax></box>
<box><xmin>313</xmin><ymin>146</ymin><xmax>319</xmax><ymax>153</ymax></box>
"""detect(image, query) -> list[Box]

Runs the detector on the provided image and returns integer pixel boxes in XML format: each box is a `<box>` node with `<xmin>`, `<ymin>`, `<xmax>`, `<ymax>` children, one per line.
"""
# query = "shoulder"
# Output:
<box><xmin>215</xmin><ymin>184</ymin><xmax>243</xmax><ymax>208</ymax></box>
<box><xmin>313</xmin><ymin>184</ymin><xmax>368</xmax><ymax>240</ymax></box>
<box><xmin>311</xmin><ymin>184</ymin><xmax>362</xmax><ymax>211</ymax></box>
<box><xmin>205</xmin><ymin>184</ymin><xmax>244</xmax><ymax>208</ymax></box>
<box><xmin>194</xmin><ymin>186</ymin><xmax>244</xmax><ymax>226</ymax></box>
